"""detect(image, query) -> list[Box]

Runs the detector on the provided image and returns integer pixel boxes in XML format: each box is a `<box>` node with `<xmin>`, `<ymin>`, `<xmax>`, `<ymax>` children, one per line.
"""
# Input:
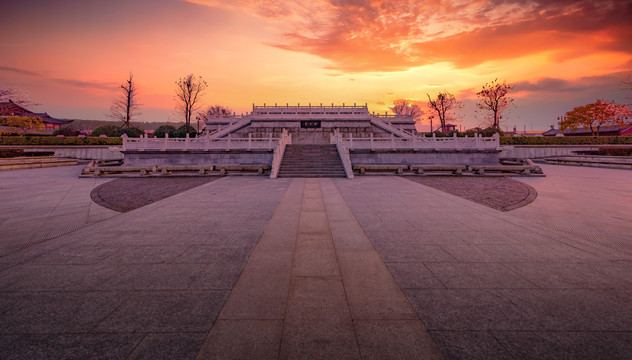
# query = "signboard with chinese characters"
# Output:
<box><xmin>301</xmin><ymin>121</ymin><xmax>321</xmax><ymax>129</ymax></box>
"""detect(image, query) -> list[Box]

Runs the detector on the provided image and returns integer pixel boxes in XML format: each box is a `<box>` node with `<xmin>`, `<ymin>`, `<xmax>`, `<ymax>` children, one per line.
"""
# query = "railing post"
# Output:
<box><xmin>475</xmin><ymin>133</ymin><xmax>481</xmax><ymax>150</ymax></box>
<box><xmin>269</xmin><ymin>133</ymin><xmax>272</xmax><ymax>150</ymax></box>
<box><xmin>143</xmin><ymin>134</ymin><xmax>148</xmax><ymax>151</ymax></box>
<box><xmin>121</xmin><ymin>133</ymin><xmax>128</xmax><ymax>151</ymax></box>
<box><xmin>205</xmin><ymin>132</ymin><xmax>210</xmax><ymax>151</ymax></box>
<box><xmin>248</xmin><ymin>133</ymin><xmax>252</xmax><ymax>151</ymax></box>
<box><xmin>432</xmin><ymin>132</ymin><xmax>437</xmax><ymax>150</ymax></box>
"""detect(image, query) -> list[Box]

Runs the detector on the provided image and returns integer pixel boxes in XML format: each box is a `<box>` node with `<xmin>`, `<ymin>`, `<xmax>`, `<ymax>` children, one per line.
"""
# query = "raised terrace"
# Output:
<box><xmin>116</xmin><ymin>103</ymin><xmax>520</xmax><ymax>178</ymax></box>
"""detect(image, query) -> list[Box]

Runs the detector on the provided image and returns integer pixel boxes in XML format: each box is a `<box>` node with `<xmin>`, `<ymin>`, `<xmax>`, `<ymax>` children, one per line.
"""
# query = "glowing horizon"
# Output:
<box><xmin>1</xmin><ymin>0</ymin><xmax>630</xmax><ymax>131</ymax></box>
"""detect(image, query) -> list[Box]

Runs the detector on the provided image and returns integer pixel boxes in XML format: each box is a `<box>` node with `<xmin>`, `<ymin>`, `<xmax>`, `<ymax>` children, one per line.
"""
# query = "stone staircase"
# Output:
<box><xmin>278</xmin><ymin>144</ymin><xmax>347</xmax><ymax>178</ymax></box>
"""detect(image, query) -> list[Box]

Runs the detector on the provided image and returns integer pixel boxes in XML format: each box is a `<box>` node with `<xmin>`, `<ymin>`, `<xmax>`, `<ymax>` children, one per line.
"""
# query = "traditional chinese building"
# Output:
<box><xmin>0</xmin><ymin>100</ymin><xmax>72</xmax><ymax>131</ymax></box>
<box><xmin>204</xmin><ymin>103</ymin><xmax>418</xmax><ymax>143</ymax></box>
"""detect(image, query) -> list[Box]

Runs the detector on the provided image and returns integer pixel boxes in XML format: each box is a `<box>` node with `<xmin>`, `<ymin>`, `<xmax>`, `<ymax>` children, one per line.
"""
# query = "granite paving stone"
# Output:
<box><xmin>492</xmin><ymin>330</ymin><xmax>632</xmax><ymax>360</ymax></box>
<box><xmin>385</xmin><ymin>262</ymin><xmax>446</xmax><ymax>289</ymax></box>
<box><xmin>100</xmin><ymin>263</ymin><xmax>206</xmax><ymax>290</ymax></box>
<box><xmin>429</xmin><ymin>331</ymin><xmax>514</xmax><ymax>360</ymax></box>
<box><xmin>4</xmin><ymin>264</ymin><xmax>123</xmax><ymax>291</ymax></box>
<box><xmin>94</xmin><ymin>290</ymin><xmax>230</xmax><ymax>333</ymax></box>
<box><xmin>188</xmin><ymin>261</ymin><xmax>246</xmax><ymax>290</ymax></box>
<box><xmin>0</xmin><ymin>291</ymin><xmax>129</xmax><ymax>333</ymax></box>
<box><xmin>424</xmin><ymin>262</ymin><xmax>536</xmax><ymax>289</ymax></box>
<box><xmin>126</xmin><ymin>332</ymin><xmax>207</xmax><ymax>360</ymax></box>
<box><xmin>0</xmin><ymin>333</ymin><xmax>144</xmax><ymax>360</ymax></box>
<box><xmin>354</xmin><ymin>320</ymin><xmax>444</xmax><ymax>360</ymax></box>
<box><xmin>2</xmin><ymin>163</ymin><xmax>632</xmax><ymax>358</ymax></box>
<box><xmin>196</xmin><ymin>320</ymin><xmax>284</xmax><ymax>360</ymax></box>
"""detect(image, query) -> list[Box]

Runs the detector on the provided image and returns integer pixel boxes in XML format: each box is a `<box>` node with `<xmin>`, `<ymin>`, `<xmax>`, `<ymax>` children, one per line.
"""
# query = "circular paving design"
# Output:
<box><xmin>403</xmin><ymin>176</ymin><xmax>537</xmax><ymax>211</ymax></box>
<box><xmin>91</xmin><ymin>177</ymin><xmax>220</xmax><ymax>212</ymax></box>
<box><xmin>92</xmin><ymin>176</ymin><xmax>537</xmax><ymax>213</ymax></box>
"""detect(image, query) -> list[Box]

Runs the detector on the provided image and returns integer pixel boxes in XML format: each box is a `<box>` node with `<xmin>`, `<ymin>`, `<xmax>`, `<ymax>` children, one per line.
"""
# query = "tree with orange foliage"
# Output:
<box><xmin>559</xmin><ymin>100</ymin><xmax>632</xmax><ymax>136</ymax></box>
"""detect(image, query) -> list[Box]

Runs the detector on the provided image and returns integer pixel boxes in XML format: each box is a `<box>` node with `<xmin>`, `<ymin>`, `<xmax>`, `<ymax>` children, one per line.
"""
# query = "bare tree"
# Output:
<box><xmin>198</xmin><ymin>105</ymin><xmax>232</xmax><ymax>121</ymax></box>
<box><xmin>427</xmin><ymin>91</ymin><xmax>462</xmax><ymax>133</ymax></box>
<box><xmin>175</xmin><ymin>74</ymin><xmax>208</xmax><ymax>126</ymax></box>
<box><xmin>0</xmin><ymin>84</ymin><xmax>37</xmax><ymax>107</ymax></box>
<box><xmin>390</xmin><ymin>99</ymin><xmax>424</xmax><ymax>121</ymax></box>
<box><xmin>196</xmin><ymin>105</ymin><xmax>232</xmax><ymax>132</ymax></box>
<box><xmin>108</xmin><ymin>73</ymin><xmax>141</xmax><ymax>129</ymax></box>
<box><xmin>476</xmin><ymin>79</ymin><xmax>514</xmax><ymax>130</ymax></box>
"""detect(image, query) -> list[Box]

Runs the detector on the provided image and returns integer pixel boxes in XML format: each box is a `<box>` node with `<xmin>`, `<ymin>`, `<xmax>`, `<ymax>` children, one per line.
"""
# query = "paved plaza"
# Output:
<box><xmin>1</xmin><ymin>165</ymin><xmax>632</xmax><ymax>359</ymax></box>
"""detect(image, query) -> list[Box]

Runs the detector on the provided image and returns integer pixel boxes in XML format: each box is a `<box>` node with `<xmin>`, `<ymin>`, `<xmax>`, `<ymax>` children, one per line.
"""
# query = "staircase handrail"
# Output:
<box><xmin>208</xmin><ymin>116</ymin><xmax>252</xmax><ymax>139</ymax></box>
<box><xmin>369</xmin><ymin>115</ymin><xmax>414</xmax><ymax>139</ymax></box>
<box><xmin>331</xmin><ymin>132</ymin><xmax>354</xmax><ymax>179</ymax></box>
<box><xmin>270</xmin><ymin>129</ymin><xmax>291</xmax><ymax>179</ymax></box>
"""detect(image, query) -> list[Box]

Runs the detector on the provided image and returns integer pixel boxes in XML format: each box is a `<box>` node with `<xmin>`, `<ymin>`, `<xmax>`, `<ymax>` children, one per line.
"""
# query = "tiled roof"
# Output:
<box><xmin>35</xmin><ymin>113</ymin><xmax>73</xmax><ymax>125</ymax></box>
<box><xmin>544</xmin><ymin>123</ymin><xmax>632</xmax><ymax>136</ymax></box>
<box><xmin>0</xmin><ymin>101</ymin><xmax>34</xmax><ymax>117</ymax></box>
<box><xmin>0</xmin><ymin>101</ymin><xmax>71</xmax><ymax>125</ymax></box>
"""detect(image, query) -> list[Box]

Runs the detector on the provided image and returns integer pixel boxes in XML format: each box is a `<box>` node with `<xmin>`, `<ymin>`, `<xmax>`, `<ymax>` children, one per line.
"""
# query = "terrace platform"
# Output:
<box><xmin>1</xmin><ymin>165</ymin><xmax>631</xmax><ymax>359</ymax></box>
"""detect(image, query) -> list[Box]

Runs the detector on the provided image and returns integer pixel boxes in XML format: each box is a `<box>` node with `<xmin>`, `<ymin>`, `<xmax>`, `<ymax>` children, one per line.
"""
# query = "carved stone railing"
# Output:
<box><xmin>122</xmin><ymin>133</ymin><xmax>280</xmax><ymax>152</ymax></box>
<box><xmin>270</xmin><ymin>129</ymin><xmax>292</xmax><ymax>179</ymax></box>
<box><xmin>342</xmin><ymin>133</ymin><xmax>500</xmax><ymax>151</ymax></box>
<box><xmin>330</xmin><ymin>131</ymin><xmax>354</xmax><ymax>178</ymax></box>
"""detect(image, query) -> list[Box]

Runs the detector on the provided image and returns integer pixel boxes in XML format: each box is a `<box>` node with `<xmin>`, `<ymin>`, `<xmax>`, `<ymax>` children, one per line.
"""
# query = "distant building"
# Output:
<box><xmin>543</xmin><ymin>123</ymin><xmax>632</xmax><ymax>136</ymax></box>
<box><xmin>0</xmin><ymin>100</ymin><xmax>72</xmax><ymax>131</ymax></box>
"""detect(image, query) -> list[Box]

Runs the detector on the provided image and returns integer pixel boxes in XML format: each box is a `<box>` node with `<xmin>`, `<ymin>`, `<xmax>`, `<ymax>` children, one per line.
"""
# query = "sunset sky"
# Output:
<box><xmin>1</xmin><ymin>0</ymin><xmax>631</xmax><ymax>131</ymax></box>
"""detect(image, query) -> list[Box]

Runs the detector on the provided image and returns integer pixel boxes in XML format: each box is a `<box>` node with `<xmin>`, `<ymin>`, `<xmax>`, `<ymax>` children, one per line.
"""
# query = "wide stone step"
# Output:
<box><xmin>280</xmin><ymin>145</ymin><xmax>346</xmax><ymax>177</ymax></box>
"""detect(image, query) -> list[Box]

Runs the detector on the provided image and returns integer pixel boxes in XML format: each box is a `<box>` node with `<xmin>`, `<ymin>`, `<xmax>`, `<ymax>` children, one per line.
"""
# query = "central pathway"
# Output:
<box><xmin>197</xmin><ymin>178</ymin><xmax>443</xmax><ymax>359</ymax></box>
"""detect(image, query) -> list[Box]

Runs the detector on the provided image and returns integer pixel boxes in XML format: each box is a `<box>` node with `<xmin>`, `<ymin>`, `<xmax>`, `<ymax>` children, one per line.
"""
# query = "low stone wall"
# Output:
<box><xmin>349</xmin><ymin>149</ymin><xmax>500</xmax><ymax>165</ymax></box>
<box><xmin>0</xmin><ymin>146</ymin><xmax>123</xmax><ymax>160</ymax></box>
<box><xmin>123</xmin><ymin>150</ymin><xmax>274</xmax><ymax>166</ymax></box>
<box><xmin>499</xmin><ymin>145</ymin><xmax>601</xmax><ymax>159</ymax></box>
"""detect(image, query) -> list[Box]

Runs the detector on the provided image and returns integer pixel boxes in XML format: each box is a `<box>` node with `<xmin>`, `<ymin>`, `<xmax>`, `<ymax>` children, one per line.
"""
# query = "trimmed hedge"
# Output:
<box><xmin>501</xmin><ymin>136</ymin><xmax>632</xmax><ymax>145</ymax></box>
<box><xmin>0</xmin><ymin>136</ymin><xmax>123</xmax><ymax>146</ymax></box>
<box><xmin>0</xmin><ymin>149</ymin><xmax>24</xmax><ymax>158</ymax></box>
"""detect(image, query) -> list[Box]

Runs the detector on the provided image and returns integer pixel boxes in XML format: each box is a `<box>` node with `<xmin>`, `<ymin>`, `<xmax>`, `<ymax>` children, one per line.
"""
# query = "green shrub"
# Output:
<box><xmin>0</xmin><ymin>149</ymin><xmax>24</xmax><ymax>158</ymax></box>
<box><xmin>154</xmin><ymin>125</ymin><xmax>177</xmax><ymax>138</ymax></box>
<box><xmin>598</xmin><ymin>147</ymin><xmax>632</xmax><ymax>156</ymax></box>
<box><xmin>500</xmin><ymin>136</ymin><xmax>632</xmax><ymax>145</ymax></box>
<box><xmin>91</xmin><ymin>125</ymin><xmax>121</xmax><ymax>137</ymax></box>
<box><xmin>91</xmin><ymin>125</ymin><xmax>143</xmax><ymax>138</ymax></box>
<box><xmin>0</xmin><ymin>136</ymin><xmax>122</xmax><ymax>146</ymax></box>
<box><xmin>463</xmin><ymin>127</ymin><xmax>504</xmax><ymax>137</ymax></box>
<box><xmin>172</xmin><ymin>125</ymin><xmax>197</xmax><ymax>138</ymax></box>
<box><xmin>118</xmin><ymin>126</ymin><xmax>144</xmax><ymax>138</ymax></box>
<box><xmin>52</xmin><ymin>126</ymin><xmax>81</xmax><ymax>137</ymax></box>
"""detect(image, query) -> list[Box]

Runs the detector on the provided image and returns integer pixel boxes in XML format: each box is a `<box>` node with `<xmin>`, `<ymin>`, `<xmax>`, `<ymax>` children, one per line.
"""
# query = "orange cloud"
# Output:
<box><xmin>187</xmin><ymin>0</ymin><xmax>632</xmax><ymax>72</ymax></box>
